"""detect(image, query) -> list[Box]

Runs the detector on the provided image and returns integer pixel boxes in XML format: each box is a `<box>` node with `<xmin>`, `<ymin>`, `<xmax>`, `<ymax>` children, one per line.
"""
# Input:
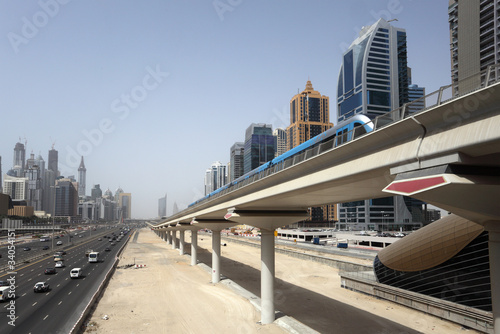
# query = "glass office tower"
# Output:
<box><xmin>336</xmin><ymin>18</ymin><xmax>422</xmax><ymax>231</ymax></box>
<box><xmin>243</xmin><ymin>124</ymin><xmax>275</xmax><ymax>175</ymax></box>
<box><xmin>337</xmin><ymin>18</ymin><xmax>408</xmax><ymax>123</ymax></box>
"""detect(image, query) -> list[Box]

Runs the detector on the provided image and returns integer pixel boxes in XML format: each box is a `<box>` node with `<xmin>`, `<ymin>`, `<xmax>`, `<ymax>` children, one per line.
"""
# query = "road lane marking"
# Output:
<box><xmin>43</xmin><ymin>315</ymin><xmax>49</xmax><ymax>320</ymax></box>
<box><xmin>32</xmin><ymin>302</ymin><xmax>37</xmax><ymax>306</ymax></box>
<box><xmin>58</xmin><ymin>301</ymin><xmax>62</xmax><ymax>305</ymax></box>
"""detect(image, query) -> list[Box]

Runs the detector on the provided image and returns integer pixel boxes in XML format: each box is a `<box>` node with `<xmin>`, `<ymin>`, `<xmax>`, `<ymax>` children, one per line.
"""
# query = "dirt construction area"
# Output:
<box><xmin>84</xmin><ymin>228</ymin><xmax>480</xmax><ymax>333</ymax></box>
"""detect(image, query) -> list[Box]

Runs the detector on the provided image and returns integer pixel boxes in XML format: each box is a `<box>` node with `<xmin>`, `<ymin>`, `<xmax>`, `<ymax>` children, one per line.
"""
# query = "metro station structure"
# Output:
<box><xmin>152</xmin><ymin>70</ymin><xmax>500</xmax><ymax>333</ymax></box>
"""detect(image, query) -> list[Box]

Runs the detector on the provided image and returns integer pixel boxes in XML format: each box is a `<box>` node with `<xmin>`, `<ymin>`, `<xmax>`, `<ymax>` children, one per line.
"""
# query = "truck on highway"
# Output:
<box><xmin>88</xmin><ymin>251</ymin><xmax>99</xmax><ymax>263</ymax></box>
<box><xmin>0</xmin><ymin>286</ymin><xmax>12</xmax><ymax>301</ymax></box>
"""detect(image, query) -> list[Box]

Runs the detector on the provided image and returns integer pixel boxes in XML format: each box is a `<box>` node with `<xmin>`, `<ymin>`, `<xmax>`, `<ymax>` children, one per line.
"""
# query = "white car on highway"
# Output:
<box><xmin>70</xmin><ymin>268</ymin><xmax>82</xmax><ymax>279</ymax></box>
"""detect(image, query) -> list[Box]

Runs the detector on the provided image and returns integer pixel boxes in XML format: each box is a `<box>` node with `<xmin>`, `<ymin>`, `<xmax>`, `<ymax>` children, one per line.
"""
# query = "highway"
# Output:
<box><xmin>0</xmin><ymin>227</ymin><xmax>129</xmax><ymax>334</ymax></box>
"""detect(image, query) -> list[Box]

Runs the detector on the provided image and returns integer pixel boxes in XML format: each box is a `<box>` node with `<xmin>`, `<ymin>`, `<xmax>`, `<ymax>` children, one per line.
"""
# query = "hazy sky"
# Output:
<box><xmin>0</xmin><ymin>1</ymin><xmax>451</xmax><ymax>218</ymax></box>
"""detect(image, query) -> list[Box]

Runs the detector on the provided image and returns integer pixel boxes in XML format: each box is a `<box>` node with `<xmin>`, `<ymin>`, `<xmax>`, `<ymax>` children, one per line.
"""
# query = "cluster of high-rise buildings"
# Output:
<box><xmin>201</xmin><ymin>17</ymin><xmax>433</xmax><ymax>231</ymax></box>
<box><xmin>0</xmin><ymin>142</ymin><xmax>132</xmax><ymax>222</ymax></box>
<box><xmin>202</xmin><ymin>0</ymin><xmax>499</xmax><ymax>231</ymax></box>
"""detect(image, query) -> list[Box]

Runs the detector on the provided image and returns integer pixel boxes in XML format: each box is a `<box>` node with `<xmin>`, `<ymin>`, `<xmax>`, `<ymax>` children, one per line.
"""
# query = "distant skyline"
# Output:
<box><xmin>0</xmin><ymin>1</ymin><xmax>452</xmax><ymax>218</ymax></box>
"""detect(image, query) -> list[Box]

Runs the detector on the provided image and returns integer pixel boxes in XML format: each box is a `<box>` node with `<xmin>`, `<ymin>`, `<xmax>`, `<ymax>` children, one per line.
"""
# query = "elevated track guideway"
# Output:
<box><xmin>154</xmin><ymin>66</ymin><xmax>500</xmax><ymax>330</ymax></box>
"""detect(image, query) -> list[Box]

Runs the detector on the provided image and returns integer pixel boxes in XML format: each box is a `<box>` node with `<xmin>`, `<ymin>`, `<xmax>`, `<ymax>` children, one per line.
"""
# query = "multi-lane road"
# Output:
<box><xmin>0</xmin><ymin>227</ymin><xmax>131</xmax><ymax>334</ymax></box>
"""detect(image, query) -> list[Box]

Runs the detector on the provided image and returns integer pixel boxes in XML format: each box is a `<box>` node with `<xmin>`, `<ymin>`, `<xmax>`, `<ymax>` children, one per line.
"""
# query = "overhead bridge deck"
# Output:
<box><xmin>153</xmin><ymin>67</ymin><xmax>500</xmax><ymax>329</ymax></box>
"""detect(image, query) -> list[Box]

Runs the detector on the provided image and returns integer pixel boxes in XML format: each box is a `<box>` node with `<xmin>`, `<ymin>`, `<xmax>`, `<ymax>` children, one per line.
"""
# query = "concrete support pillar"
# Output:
<box><xmin>171</xmin><ymin>231</ymin><xmax>177</xmax><ymax>249</ymax></box>
<box><xmin>162</xmin><ymin>231</ymin><xmax>166</xmax><ymax>241</ymax></box>
<box><xmin>167</xmin><ymin>230</ymin><xmax>172</xmax><ymax>245</ymax></box>
<box><xmin>179</xmin><ymin>230</ymin><xmax>185</xmax><ymax>255</ymax></box>
<box><xmin>212</xmin><ymin>230</ymin><xmax>221</xmax><ymax>283</ymax></box>
<box><xmin>191</xmin><ymin>230</ymin><xmax>198</xmax><ymax>266</ymax></box>
<box><xmin>223</xmin><ymin>209</ymin><xmax>308</xmax><ymax>325</ymax></box>
<box><xmin>486</xmin><ymin>223</ymin><xmax>500</xmax><ymax>334</ymax></box>
<box><xmin>261</xmin><ymin>229</ymin><xmax>275</xmax><ymax>324</ymax></box>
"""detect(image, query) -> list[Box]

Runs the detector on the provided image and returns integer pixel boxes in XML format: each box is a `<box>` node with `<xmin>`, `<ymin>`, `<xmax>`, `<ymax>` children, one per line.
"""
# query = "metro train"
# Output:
<box><xmin>189</xmin><ymin>114</ymin><xmax>374</xmax><ymax>207</ymax></box>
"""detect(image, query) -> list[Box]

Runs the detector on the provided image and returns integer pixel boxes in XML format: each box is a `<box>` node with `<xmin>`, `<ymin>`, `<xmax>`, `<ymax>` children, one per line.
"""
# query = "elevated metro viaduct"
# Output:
<box><xmin>153</xmin><ymin>80</ymin><xmax>500</xmax><ymax>331</ymax></box>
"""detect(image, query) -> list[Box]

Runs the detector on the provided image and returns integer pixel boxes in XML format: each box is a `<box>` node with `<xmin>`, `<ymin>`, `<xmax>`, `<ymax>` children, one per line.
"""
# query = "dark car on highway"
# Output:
<box><xmin>42</xmin><ymin>246</ymin><xmax>49</xmax><ymax>250</ymax></box>
<box><xmin>44</xmin><ymin>268</ymin><xmax>56</xmax><ymax>275</ymax></box>
<box><xmin>23</xmin><ymin>247</ymin><xmax>31</xmax><ymax>251</ymax></box>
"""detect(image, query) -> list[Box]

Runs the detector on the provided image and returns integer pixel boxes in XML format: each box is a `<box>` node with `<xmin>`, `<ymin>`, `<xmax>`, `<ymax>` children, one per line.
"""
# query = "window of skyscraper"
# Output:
<box><xmin>308</xmin><ymin>97</ymin><xmax>321</xmax><ymax>122</ymax></box>
<box><xmin>337</xmin><ymin>68</ymin><xmax>344</xmax><ymax>97</ymax></box>
<box><xmin>339</xmin><ymin>92</ymin><xmax>362</xmax><ymax>116</ymax></box>
<box><xmin>371</xmin><ymin>197</ymin><xmax>394</xmax><ymax>206</ymax></box>
<box><xmin>354</xmin><ymin>38</ymin><xmax>368</xmax><ymax>87</ymax></box>
<box><xmin>344</xmin><ymin>50</ymin><xmax>354</xmax><ymax>92</ymax></box>
<box><xmin>367</xmin><ymin>90</ymin><xmax>390</xmax><ymax>106</ymax></box>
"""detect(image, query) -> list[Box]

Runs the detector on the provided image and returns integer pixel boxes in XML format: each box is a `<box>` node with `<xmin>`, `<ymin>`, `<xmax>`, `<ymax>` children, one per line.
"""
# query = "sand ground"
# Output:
<box><xmin>84</xmin><ymin>229</ymin><xmax>479</xmax><ymax>334</ymax></box>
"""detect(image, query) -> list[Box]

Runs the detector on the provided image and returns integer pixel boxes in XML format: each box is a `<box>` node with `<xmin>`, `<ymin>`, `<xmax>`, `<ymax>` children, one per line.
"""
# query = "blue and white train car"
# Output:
<box><xmin>189</xmin><ymin>114</ymin><xmax>373</xmax><ymax>207</ymax></box>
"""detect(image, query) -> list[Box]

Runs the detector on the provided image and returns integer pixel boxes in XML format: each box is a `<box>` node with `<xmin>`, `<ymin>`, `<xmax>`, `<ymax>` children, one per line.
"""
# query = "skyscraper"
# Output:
<box><xmin>78</xmin><ymin>156</ymin><xmax>86</xmax><ymax>197</ymax></box>
<box><xmin>336</xmin><ymin>18</ymin><xmax>423</xmax><ymax>231</ymax></box>
<box><xmin>448</xmin><ymin>0</ymin><xmax>500</xmax><ymax>93</ymax></box>
<box><xmin>337</xmin><ymin>18</ymin><xmax>408</xmax><ymax>123</ymax></box>
<box><xmin>35</xmin><ymin>154</ymin><xmax>45</xmax><ymax>181</ymax></box>
<box><xmin>91</xmin><ymin>184</ymin><xmax>102</xmax><ymax>200</ymax></box>
<box><xmin>12</xmin><ymin>141</ymin><xmax>26</xmax><ymax>176</ymax></box>
<box><xmin>204</xmin><ymin>161</ymin><xmax>227</xmax><ymax>195</ymax></box>
<box><xmin>408</xmin><ymin>84</ymin><xmax>426</xmax><ymax>114</ymax></box>
<box><xmin>158</xmin><ymin>194</ymin><xmax>167</xmax><ymax>217</ymax></box>
<box><xmin>287</xmin><ymin>80</ymin><xmax>335</xmax><ymax>223</ymax></box>
<box><xmin>48</xmin><ymin>147</ymin><xmax>58</xmax><ymax>174</ymax></box>
<box><xmin>115</xmin><ymin>187</ymin><xmax>123</xmax><ymax>200</ymax></box>
<box><xmin>273</xmin><ymin>128</ymin><xmax>287</xmax><ymax>158</ymax></box>
<box><xmin>243</xmin><ymin>123</ymin><xmax>275</xmax><ymax>174</ymax></box>
<box><xmin>26</xmin><ymin>161</ymin><xmax>43</xmax><ymax>211</ymax></box>
<box><xmin>118</xmin><ymin>192</ymin><xmax>132</xmax><ymax>220</ymax></box>
<box><xmin>287</xmin><ymin>80</ymin><xmax>332</xmax><ymax>150</ymax></box>
<box><xmin>229</xmin><ymin>142</ymin><xmax>244</xmax><ymax>182</ymax></box>
<box><xmin>3</xmin><ymin>174</ymin><xmax>28</xmax><ymax>201</ymax></box>
<box><xmin>55</xmin><ymin>178</ymin><xmax>78</xmax><ymax>217</ymax></box>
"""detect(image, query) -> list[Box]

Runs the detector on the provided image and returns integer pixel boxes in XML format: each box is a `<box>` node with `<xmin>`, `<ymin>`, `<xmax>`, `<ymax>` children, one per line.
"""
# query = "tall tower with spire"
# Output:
<box><xmin>286</xmin><ymin>80</ymin><xmax>332</xmax><ymax>150</ymax></box>
<box><xmin>78</xmin><ymin>156</ymin><xmax>86</xmax><ymax>197</ymax></box>
<box><xmin>286</xmin><ymin>80</ymin><xmax>335</xmax><ymax>223</ymax></box>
